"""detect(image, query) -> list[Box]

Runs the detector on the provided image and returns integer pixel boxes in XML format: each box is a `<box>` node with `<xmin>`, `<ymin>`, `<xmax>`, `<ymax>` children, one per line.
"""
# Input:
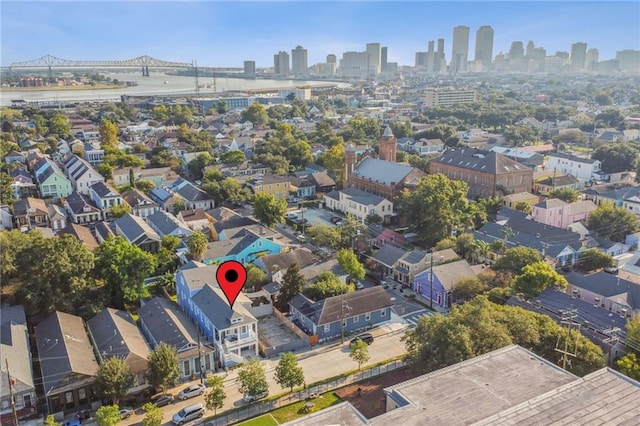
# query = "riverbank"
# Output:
<box><xmin>0</xmin><ymin>83</ymin><xmax>127</xmax><ymax>92</ymax></box>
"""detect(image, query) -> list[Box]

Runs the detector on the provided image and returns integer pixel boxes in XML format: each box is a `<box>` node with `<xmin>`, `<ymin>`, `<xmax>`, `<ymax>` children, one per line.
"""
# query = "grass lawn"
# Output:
<box><xmin>270</xmin><ymin>392</ymin><xmax>342</xmax><ymax>424</ymax></box>
<box><xmin>237</xmin><ymin>414</ymin><xmax>278</xmax><ymax>426</ymax></box>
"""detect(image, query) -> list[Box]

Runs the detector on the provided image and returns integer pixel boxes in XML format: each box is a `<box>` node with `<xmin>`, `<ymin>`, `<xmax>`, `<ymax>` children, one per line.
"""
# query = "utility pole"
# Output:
<box><xmin>429</xmin><ymin>253</ymin><xmax>434</xmax><ymax>310</ymax></box>
<box><xmin>339</xmin><ymin>294</ymin><xmax>351</xmax><ymax>345</ymax></box>
<box><xmin>5</xmin><ymin>358</ymin><xmax>19</xmax><ymax>426</ymax></box>
<box><xmin>197</xmin><ymin>333</ymin><xmax>204</xmax><ymax>384</ymax></box>
<box><xmin>555</xmin><ymin>307</ymin><xmax>579</xmax><ymax>370</ymax></box>
<box><xmin>603</xmin><ymin>320</ymin><xmax>620</xmax><ymax>367</ymax></box>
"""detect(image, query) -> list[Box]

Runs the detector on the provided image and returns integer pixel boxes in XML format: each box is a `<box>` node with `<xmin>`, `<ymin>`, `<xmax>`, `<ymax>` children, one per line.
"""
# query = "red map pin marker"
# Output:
<box><xmin>216</xmin><ymin>260</ymin><xmax>247</xmax><ymax>309</ymax></box>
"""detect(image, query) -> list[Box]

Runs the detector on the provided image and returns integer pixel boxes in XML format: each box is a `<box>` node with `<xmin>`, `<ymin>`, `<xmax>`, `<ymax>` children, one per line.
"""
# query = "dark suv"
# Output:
<box><xmin>350</xmin><ymin>333</ymin><xmax>374</xmax><ymax>345</ymax></box>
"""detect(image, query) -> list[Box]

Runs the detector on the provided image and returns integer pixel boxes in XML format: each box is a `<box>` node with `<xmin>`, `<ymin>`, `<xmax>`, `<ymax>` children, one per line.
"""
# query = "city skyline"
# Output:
<box><xmin>1</xmin><ymin>1</ymin><xmax>639</xmax><ymax>68</ymax></box>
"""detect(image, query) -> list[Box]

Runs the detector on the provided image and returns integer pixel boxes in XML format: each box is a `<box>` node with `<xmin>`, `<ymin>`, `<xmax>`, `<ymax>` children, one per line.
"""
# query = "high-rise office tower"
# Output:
<box><xmin>274</xmin><ymin>51</ymin><xmax>290</xmax><ymax>76</ymax></box>
<box><xmin>381</xmin><ymin>46</ymin><xmax>388</xmax><ymax>73</ymax></box>
<box><xmin>326</xmin><ymin>54</ymin><xmax>336</xmax><ymax>64</ymax></box>
<box><xmin>616</xmin><ymin>49</ymin><xmax>640</xmax><ymax>71</ymax></box>
<box><xmin>426</xmin><ymin>40</ymin><xmax>435</xmax><ymax>73</ymax></box>
<box><xmin>570</xmin><ymin>42</ymin><xmax>587</xmax><ymax>71</ymax></box>
<box><xmin>586</xmin><ymin>48</ymin><xmax>599</xmax><ymax>71</ymax></box>
<box><xmin>244</xmin><ymin>60</ymin><xmax>256</xmax><ymax>76</ymax></box>
<box><xmin>509</xmin><ymin>41</ymin><xmax>525</xmax><ymax>60</ymax></box>
<box><xmin>415</xmin><ymin>52</ymin><xmax>427</xmax><ymax>67</ymax></box>
<box><xmin>526</xmin><ymin>41</ymin><xmax>535</xmax><ymax>57</ymax></box>
<box><xmin>291</xmin><ymin>45</ymin><xmax>308</xmax><ymax>76</ymax></box>
<box><xmin>366</xmin><ymin>42</ymin><xmax>382</xmax><ymax>75</ymax></box>
<box><xmin>451</xmin><ymin>25</ymin><xmax>469</xmax><ymax>73</ymax></box>
<box><xmin>474</xmin><ymin>25</ymin><xmax>494</xmax><ymax>71</ymax></box>
<box><xmin>434</xmin><ymin>38</ymin><xmax>446</xmax><ymax>73</ymax></box>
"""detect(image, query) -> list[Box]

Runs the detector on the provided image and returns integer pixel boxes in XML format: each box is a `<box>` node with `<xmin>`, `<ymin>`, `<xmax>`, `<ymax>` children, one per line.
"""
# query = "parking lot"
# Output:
<box><xmin>287</xmin><ymin>206</ymin><xmax>341</xmax><ymax>228</ymax></box>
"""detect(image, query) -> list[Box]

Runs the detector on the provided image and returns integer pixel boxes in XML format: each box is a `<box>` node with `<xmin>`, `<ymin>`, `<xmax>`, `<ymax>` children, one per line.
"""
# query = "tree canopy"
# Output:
<box><xmin>493</xmin><ymin>247</ymin><xmax>543</xmax><ymax>275</ymax></box>
<box><xmin>548</xmin><ymin>188</ymin><xmax>580</xmax><ymax>203</ymax></box>
<box><xmin>276</xmin><ymin>263</ymin><xmax>306</xmax><ymax>310</ymax></box>
<box><xmin>241</xmin><ymin>103</ymin><xmax>269</xmax><ymax>128</ymax></box>
<box><xmin>204</xmin><ymin>375</ymin><xmax>226</xmax><ymax>415</ymax></box>
<box><xmin>303</xmin><ymin>272</ymin><xmax>353</xmax><ymax>300</ymax></box>
<box><xmin>336</xmin><ymin>248</ymin><xmax>365</xmax><ymax>280</ymax></box>
<box><xmin>587</xmin><ymin>203</ymin><xmax>640</xmax><ymax>242</ymax></box>
<box><xmin>95</xmin><ymin>357</ymin><xmax>133</xmax><ymax>405</ymax></box>
<box><xmin>147</xmin><ymin>343</ymin><xmax>180</xmax><ymax>393</ymax></box>
<box><xmin>186</xmin><ymin>231</ymin><xmax>209</xmax><ymax>262</ymax></box>
<box><xmin>513</xmin><ymin>261</ymin><xmax>568</xmax><ymax>297</ymax></box>
<box><xmin>592</xmin><ymin>142</ymin><xmax>640</xmax><ymax>174</ymax></box>
<box><xmin>275</xmin><ymin>352</ymin><xmax>305</xmax><ymax>392</ymax></box>
<box><xmin>236</xmin><ymin>359</ymin><xmax>269</xmax><ymax>399</ymax></box>
<box><xmin>349</xmin><ymin>338</ymin><xmax>371</xmax><ymax>370</ymax></box>
<box><xmin>253</xmin><ymin>193</ymin><xmax>287</xmax><ymax>228</ymax></box>
<box><xmin>578</xmin><ymin>249</ymin><xmax>614</xmax><ymax>271</ymax></box>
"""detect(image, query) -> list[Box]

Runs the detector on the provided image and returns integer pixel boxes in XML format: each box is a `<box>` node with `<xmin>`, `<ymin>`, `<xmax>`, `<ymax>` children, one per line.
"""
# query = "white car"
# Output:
<box><xmin>119</xmin><ymin>407</ymin><xmax>134</xmax><ymax>419</ymax></box>
<box><xmin>178</xmin><ymin>384</ymin><xmax>206</xmax><ymax>400</ymax></box>
<box><xmin>243</xmin><ymin>390</ymin><xmax>268</xmax><ymax>403</ymax></box>
<box><xmin>355</xmin><ymin>281</ymin><xmax>364</xmax><ymax>290</ymax></box>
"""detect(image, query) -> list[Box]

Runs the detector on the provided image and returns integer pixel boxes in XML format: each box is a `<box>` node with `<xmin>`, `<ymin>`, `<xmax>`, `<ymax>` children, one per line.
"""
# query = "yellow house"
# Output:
<box><xmin>502</xmin><ymin>192</ymin><xmax>540</xmax><ymax>210</ymax></box>
<box><xmin>249</xmin><ymin>175</ymin><xmax>291</xmax><ymax>200</ymax></box>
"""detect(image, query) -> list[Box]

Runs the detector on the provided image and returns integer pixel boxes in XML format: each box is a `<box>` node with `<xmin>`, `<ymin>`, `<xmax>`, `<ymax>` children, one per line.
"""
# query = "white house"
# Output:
<box><xmin>64</xmin><ymin>154</ymin><xmax>105</xmax><ymax>195</ymax></box>
<box><xmin>545</xmin><ymin>152</ymin><xmax>602</xmax><ymax>182</ymax></box>
<box><xmin>324</xmin><ymin>187</ymin><xmax>393</xmax><ymax>224</ymax></box>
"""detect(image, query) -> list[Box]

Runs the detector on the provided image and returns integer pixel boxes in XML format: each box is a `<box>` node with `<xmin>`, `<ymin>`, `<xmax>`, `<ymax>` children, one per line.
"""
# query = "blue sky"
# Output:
<box><xmin>1</xmin><ymin>1</ymin><xmax>639</xmax><ymax>67</ymax></box>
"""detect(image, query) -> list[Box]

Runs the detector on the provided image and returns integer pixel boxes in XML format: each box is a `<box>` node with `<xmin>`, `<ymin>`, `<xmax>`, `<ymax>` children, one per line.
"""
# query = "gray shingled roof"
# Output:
<box><xmin>35</xmin><ymin>311</ymin><xmax>98</xmax><ymax>396</ymax></box>
<box><xmin>353</xmin><ymin>157</ymin><xmax>415</xmax><ymax>185</ymax></box>
<box><xmin>65</xmin><ymin>191</ymin><xmax>101</xmax><ymax>215</ymax></box>
<box><xmin>1</xmin><ymin>305</ymin><xmax>34</xmax><ymax>396</ymax></box>
<box><xmin>146</xmin><ymin>209</ymin><xmax>191</xmax><ymax>237</ymax></box>
<box><xmin>317</xmin><ymin>286</ymin><xmax>393</xmax><ymax>325</ymax></box>
<box><xmin>115</xmin><ymin>213</ymin><xmax>161</xmax><ymax>245</ymax></box>
<box><xmin>170</xmin><ymin>178</ymin><xmax>212</xmax><ymax>202</ymax></box>
<box><xmin>203</xmin><ymin>232</ymin><xmax>261</xmax><ymax>260</ymax></box>
<box><xmin>122</xmin><ymin>189</ymin><xmax>157</xmax><ymax>209</ymax></box>
<box><xmin>565</xmin><ymin>272</ymin><xmax>640</xmax><ymax>309</ymax></box>
<box><xmin>432</xmin><ymin>148</ymin><xmax>532</xmax><ymax>174</ymax></box>
<box><xmin>191</xmin><ymin>284</ymin><xmax>256</xmax><ymax>331</ymax></box>
<box><xmin>371</xmin><ymin>244</ymin><xmax>406</xmax><ymax>268</ymax></box>
<box><xmin>138</xmin><ymin>297</ymin><xmax>199</xmax><ymax>351</ymax></box>
<box><xmin>87</xmin><ymin>308</ymin><xmax>150</xmax><ymax>375</ymax></box>
<box><xmin>341</xmin><ymin>187</ymin><xmax>388</xmax><ymax>206</ymax></box>
<box><xmin>90</xmin><ymin>181</ymin><xmax>120</xmax><ymax>198</ymax></box>
<box><xmin>548</xmin><ymin>151</ymin><xmax>599</xmax><ymax>165</ymax></box>
<box><xmin>258</xmin><ymin>248</ymin><xmax>316</xmax><ymax>274</ymax></box>
<box><xmin>177</xmin><ymin>264</ymin><xmax>218</xmax><ymax>293</ymax></box>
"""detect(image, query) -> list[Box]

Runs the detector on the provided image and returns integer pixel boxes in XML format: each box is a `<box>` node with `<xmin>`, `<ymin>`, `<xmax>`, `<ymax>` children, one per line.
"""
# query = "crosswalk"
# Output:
<box><xmin>403</xmin><ymin>309</ymin><xmax>433</xmax><ymax>327</ymax></box>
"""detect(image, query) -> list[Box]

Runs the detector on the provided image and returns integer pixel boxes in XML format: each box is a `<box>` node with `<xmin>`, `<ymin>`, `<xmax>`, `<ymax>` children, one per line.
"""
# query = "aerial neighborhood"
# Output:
<box><xmin>2</xmin><ymin>44</ymin><xmax>640</xmax><ymax>426</ymax></box>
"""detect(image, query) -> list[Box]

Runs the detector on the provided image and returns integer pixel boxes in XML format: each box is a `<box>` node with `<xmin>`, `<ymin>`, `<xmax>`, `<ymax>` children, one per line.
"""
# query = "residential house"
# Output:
<box><xmin>545</xmin><ymin>152</ymin><xmax>602</xmax><ymax>182</ymax></box>
<box><xmin>308</xmin><ymin>172</ymin><xmax>336</xmax><ymax>193</ymax></box>
<box><xmin>122</xmin><ymin>189</ymin><xmax>159</xmax><ymax>218</ymax></box>
<box><xmin>87</xmin><ymin>308</ymin><xmax>151</xmax><ymax>394</ymax></box>
<box><xmin>534</xmin><ymin>174</ymin><xmax>580</xmax><ymax>195</ymax></box>
<box><xmin>565</xmin><ymin>272</ymin><xmax>640</xmax><ymax>318</ymax></box>
<box><xmin>532</xmin><ymin>199</ymin><xmax>597</xmax><ymax>229</ymax></box>
<box><xmin>202</xmin><ymin>230</ymin><xmax>282</xmax><ymax>265</ymax></box>
<box><xmin>583</xmin><ymin>183</ymin><xmax>640</xmax><ymax>216</ymax></box>
<box><xmin>113</xmin><ymin>166</ymin><xmax>179</xmax><ymax>188</ymax></box>
<box><xmin>323</xmin><ymin>187</ymin><xmax>393</xmax><ymax>224</ymax></box>
<box><xmin>370</xmin><ymin>246</ymin><xmax>457</xmax><ymax>285</ymax></box>
<box><xmin>589</xmin><ymin>236</ymin><xmax>629</xmax><ymax>257</ymax></box>
<box><xmin>289</xmin><ymin>176</ymin><xmax>316</xmax><ymax>200</ymax></box>
<box><xmin>212</xmin><ymin>215</ymin><xmax>277</xmax><ymax>241</ymax></box>
<box><xmin>0</xmin><ymin>305</ymin><xmax>36</xmax><ymax>423</ymax></box>
<box><xmin>146</xmin><ymin>209</ymin><xmax>193</xmax><ymax>239</ymax></box>
<box><xmin>9</xmin><ymin>169</ymin><xmax>38</xmax><ymax>200</ymax></box>
<box><xmin>299</xmin><ymin>259</ymin><xmax>348</xmax><ymax>284</ymax></box>
<box><xmin>168</xmin><ymin>178</ymin><xmax>215</xmax><ymax>210</ymax></box>
<box><xmin>254</xmin><ymin>248</ymin><xmax>317</xmax><ymax>282</ymax></box>
<box><xmin>33</xmin><ymin>157</ymin><xmax>73</xmax><ymax>198</ymax></box>
<box><xmin>64</xmin><ymin>154</ymin><xmax>105</xmax><ymax>195</ymax></box>
<box><xmin>367</xmin><ymin>224</ymin><xmax>406</xmax><ymax>249</ymax></box>
<box><xmin>114</xmin><ymin>213</ymin><xmax>161</xmax><ymax>253</ymax></box>
<box><xmin>34</xmin><ymin>312</ymin><xmax>99</xmax><ymax>416</ymax></box>
<box><xmin>83</xmin><ymin>142</ymin><xmax>104</xmax><ymax>166</ymax></box>
<box><xmin>89</xmin><ymin>182</ymin><xmax>125</xmax><ymax>220</ymax></box>
<box><xmin>0</xmin><ymin>205</ymin><xmax>12</xmax><ymax>230</ymax></box>
<box><xmin>63</xmin><ymin>192</ymin><xmax>101</xmax><ymax>225</ymax></box>
<box><xmin>4</xmin><ymin>150</ymin><xmax>24</xmax><ymax>165</ymax></box>
<box><xmin>248</xmin><ymin>175</ymin><xmax>292</xmax><ymax>201</ymax></box>
<box><xmin>177</xmin><ymin>209</ymin><xmax>213</xmax><ymax>232</ymax></box>
<box><xmin>94</xmin><ymin>221</ymin><xmax>115</xmax><ymax>244</ymax></box>
<box><xmin>289</xmin><ymin>287</ymin><xmax>393</xmax><ymax>343</ymax></box>
<box><xmin>429</xmin><ymin>148</ymin><xmax>534</xmax><ymax>198</ymax></box>
<box><xmin>47</xmin><ymin>204</ymin><xmax>68</xmax><ymax>232</ymax></box>
<box><xmin>412</xmin><ymin>259</ymin><xmax>478</xmax><ymax>308</ymax></box>
<box><xmin>213</xmin><ymin>162</ymin><xmax>269</xmax><ymax>178</ymax></box>
<box><xmin>58</xmin><ymin>223</ymin><xmax>99</xmax><ymax>251</ymax></box>
<box><xmin>502</xmin><ymin>192</ymin><xmax>539</xmax><ymax>211</ymax></box>
<box><xmin>138</xmin><ymin>297</ymin><xmax>215</xmax><ymax>379</ymax></box>
<box><xmin>12</xmin><ymin>197</ymin><xmax>49</xmax><ymax>229</ymax></box>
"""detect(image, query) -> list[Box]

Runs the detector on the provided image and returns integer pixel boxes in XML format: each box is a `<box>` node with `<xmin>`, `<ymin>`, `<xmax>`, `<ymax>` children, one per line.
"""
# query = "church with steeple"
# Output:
<box><xmin>344</xmin><ymin>126</ymin><xmax>425</xmax><ymax>201</ymax></box>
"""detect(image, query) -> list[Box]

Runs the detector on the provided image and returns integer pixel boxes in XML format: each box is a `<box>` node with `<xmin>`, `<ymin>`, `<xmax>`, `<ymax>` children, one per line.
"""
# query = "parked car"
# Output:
<box><xmin>177</xmin><ymin>384</ymin><xmax>206</xmax><ymax>400</ymax></box>
<box><xmin>172</xmin><ymin>403</ymin><xmax>205</xmax><ymax>425</ymax></box>
<box><xmin>151</xmin><ymin>393</ymin><xmax>174</xmax><ymax>407</ymax></box>
<box><xmin>119</xmin><ymin>407</ymin><xmax>134</xmax><ymax>419</ymax></box>
<box><xmin>355</xmin><ymin>280</ymin><xmax>364</xmax><ymax>290</ymax></box>
<box><xmin>330</xmin><ymin>216</ymin><xmax>342</xmax><ymax>224</ymax></box>
<box><xmin>286</xmin><ymin>213</ymin><xmax>298</xmax><ymax>219</ymax></box>
<box><xmin>243</xmin><ymin>390</ymin><xmax>268</xmax><ymax>403</ymax></box>
<box><xmin>604</xmin><ymin>266</ymin><xmax>618</xmax><ymax>274</ymax></box>
<box><xmin>350</xmin><ymin>333</ymin><xmax>374</xmax><ymax>346</ymax></box>
<box><xmin>297</xmin><ymin>234</ymin><xmax>307</xmax><ymax>242</ymax></box>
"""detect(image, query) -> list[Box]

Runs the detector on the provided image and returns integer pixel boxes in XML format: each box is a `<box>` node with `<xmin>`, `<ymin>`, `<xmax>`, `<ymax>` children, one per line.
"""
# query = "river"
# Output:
<box><xmin>0</xmin><ymin>71</ymin><xmax>352</xmax><ymax>106</ymax></box>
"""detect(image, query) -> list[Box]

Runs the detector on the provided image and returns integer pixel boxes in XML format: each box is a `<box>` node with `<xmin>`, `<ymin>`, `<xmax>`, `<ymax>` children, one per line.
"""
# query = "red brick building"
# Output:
<box><xmin>429</xmin><ymin>148</ymin><xmax>533</xmax><ymax>198</ymax></box>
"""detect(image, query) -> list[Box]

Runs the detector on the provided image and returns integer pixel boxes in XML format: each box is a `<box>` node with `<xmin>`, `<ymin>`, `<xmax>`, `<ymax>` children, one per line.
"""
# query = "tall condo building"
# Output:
<box><xmin>426</xmin><ymin>40</ymin><xmax>435</xmax><ymax>73</ymax></box>
<box><xmin>570</xmin><ymin>42</ymin><xmax>587</xmax><ymax>71</ymax></box>
<box><xmin>451</xmin><ymin>25</ymin><xmax>470</xmax><ymax>73</ymax></box>
<box><xmin>243</xmin><ymin>60</ymin><xmax>256</xmax><ymax>76</ymax></box>
<box><xmin>366</xmin><ymin>42</ymin><xmax>382</xmax><ymax>75</ymax></box>
<box><xmin>273</xmin><ymin>51</ymin><xmax>290</xmax><ymax>76</ymax></box>
<box><xmin>326</xmin><ymin>54</ymin><xmax>336</xmax><ymax>64</ymax></box>
<box><xmin>291</xmin><ymin>45</ymin><xmax>308</xmax><ymax>76</ymax></box>
<box><xmin>415</xmin><ymin>52</ymin><xmax>427</xmax><ymax>68</ymax></box>
<box><xmin>586</xmin><ymin>48</ymin><xmax>599</xmax><ymax>70</ymax></box>
<box><xmin>381</xmin><ymin>46</ymin><xmax>388</xmax><ymax>73</ymax></box>
<box><xmin>616</xmin><ymin>49</ymin><xmax>640</xmax><ymax>72</ymax></box>
<box><xmin>434</xmin><ymin>38</ymin><xmax>446</xmax><ymax>73</ymax></box>
<box><xmin>474</xmin><ymin>25</ymin><xmax>494</xmax><ymax>71</ymax></box>
<box><xmin>339</xmin><ymin>51</ymin><xmax>369</xmax><ymax>78</ymax></box>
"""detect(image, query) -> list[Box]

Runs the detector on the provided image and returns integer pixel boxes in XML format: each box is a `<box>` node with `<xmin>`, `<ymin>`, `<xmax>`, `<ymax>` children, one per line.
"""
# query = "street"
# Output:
<box><xmin>121</xmin><ymin>322</ymin><xmax>408</xmax><ymax>425</ymax></box>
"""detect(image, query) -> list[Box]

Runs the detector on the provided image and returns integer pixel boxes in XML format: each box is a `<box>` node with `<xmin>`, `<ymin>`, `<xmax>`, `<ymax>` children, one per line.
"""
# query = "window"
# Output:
<box><xmin>381</xmin><ymin>309</ymin><xmax>386</xmax><ymax>316</ymax></box>
<box><xmin>323</xmin><ymin>324</ymin><xmax>330</xmax><ymax>333</ymax></box>
<box><xmin>183</xmin><ymin>360</ymin><xmax>190</xmax><ymax>376</ymax></box>
<box><xmin>78</xmin><ymin>388</ymin><xmax>87</xmax><ymax>405</ymax></box>
<box><xmin>365</xmin><ymin>313</ymin><xmax>371</xmax><ymax>321</ymax></box>
<box><xmin>353</xmin><ymin>316</ymin><xmax>359</xmax><ymax>323</ymax></box>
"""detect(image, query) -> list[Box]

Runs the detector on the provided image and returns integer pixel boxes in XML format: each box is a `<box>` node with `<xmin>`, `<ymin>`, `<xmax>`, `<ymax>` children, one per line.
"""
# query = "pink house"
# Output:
<box><xmin>533</xmin><ymin>199</ymin><xmax>597</xmax><ymax>229</ymax></box>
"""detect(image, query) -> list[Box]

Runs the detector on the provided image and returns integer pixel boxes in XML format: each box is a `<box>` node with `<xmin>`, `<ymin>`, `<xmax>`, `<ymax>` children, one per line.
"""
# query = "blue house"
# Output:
<box><xmin>175</xmin><ymin>263</ymin><xmax>259</xmax><ymax>367</ymax></box>
<box><xmin>289</xmin><ymin>287</ymin><xmax>393</xmax><ymax>343</ymax></box>
<box><xmin>202</xmin><ymin>230</ymin><xmax>282</xmax><ymax>265</ymax></box>
<box><xmin>412</xmin><ymin>259</ymin><xmax>477</xmax><ymax>308</ymax></box>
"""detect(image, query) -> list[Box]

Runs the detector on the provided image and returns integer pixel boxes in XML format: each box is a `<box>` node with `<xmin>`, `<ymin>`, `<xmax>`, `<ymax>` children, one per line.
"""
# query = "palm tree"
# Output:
<box><xmin>186</xmin><ymin>231</ymin><xmax>208</xmax><ymax>262</ymax></box>
<box><xmin>475</xmin><ymin>240</ymin><xmax>491</xmax><ymax>264</ymax></box>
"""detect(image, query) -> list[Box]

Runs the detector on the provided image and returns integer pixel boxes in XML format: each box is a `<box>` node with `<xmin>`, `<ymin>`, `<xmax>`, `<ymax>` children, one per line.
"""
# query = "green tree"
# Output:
<box><xmin>110</xmin><ymin>203</ymin><xmax>131</xmax><ymax>218</ymax></box>
<box><xmin>336</xmin><ymin>248</ymin><xmax>365</xmax><ymax>280</ymax></box>
<box><xmin>276</xmin><ymin>263</ymin><xmax>306</xmax><ymax>310</ymax></box>
<box><xmin>96</xmin><ymin>405</ymin><xmax>120</xmax><ymax>426</ymax></box>
<box><xmin>513</xmin><ymin>261</ymin><xmax>568</xmax><ymax>297</ymax></box>
<box><xmin>493</xmin><ymin>247</ymin><xmax>542</xmax><ymax>274</ymax></box>
<box><xmin>275</xmin><ymin>352</ymin><xmax>305</xmax><ymax>392</ymax></box>
<box><xmin>389</xmin><ymin>121</ymin><xmax>413</xmax><ymax>138</ymax></box>
<box><xmin>549</xmin><ymin>188</ymin><xmax>580</xmax><ymax>203</ymax></box>
<box><xmin>303</xmin><ymin>272</ymin><xmax>353</xmax><ymax>300</ymax></box>
<box><xmin>578</xmin><ymin>249</ymin><xmax>614</xmax><ymax>271</ymax></box>
<box><xmin>246</xmin><ymin>263</ymin><xmax>269</xmax><ymax>291</ymax></box>
<box><xmin>627</xmin><ymin>316</ymin><xmax>640</xmax><ymax>353</ymax></box>
<box><xmin>136</xmin><ymin>179</ymin><xmax>156</xmax><ymax>192</ymax></box>
<box><xmin>97</xmin><ymin>163</ymin><xmax>114</xmax><ymax>180</ymax></box>
<box><xmin>319</xmin><ymin>141</ymin><xmax>345</xmax><ymax>186</ymax></box>
<box><xmin>0</xmin><ymin>172</ymin><xmax>16</xmax><ymax>206</ymax></box>
<box><xmin>587</xmin><ymin>203</ymin><xmax>640</xmax><ymax>242</ymax></box>
<box><xmin>237</xmin><ymin>359</ymin><xmax>269</xmax><ymax>400</ymax></box>
<box><xmin>253</xmin><ymin>193</ymin><xmax>287</xmax><ymax>228</ymax></box>
<box><xmin>95</xmin><ymin>357</ymin><xmax>134</xmax><ymax>405</ymax></box>
<box><xmin>452</xmin><ymin>277</ymin><xmax>487</xmax><ymax>302</ymax></box>
<box><xmin>147</xmin><ymin>343</ymin><xmax>180</xmax><ymax>393</ymax></box>
<box><xmin>617</xmin><ymin>353</ymin><xmax>640</xmax><ymax>380</ymax></box>
<box><xmin>173</xmin><ymin>199</ymin><xmax>186</xmax><ymax>214</ymax></box>
<box><xmin>398</xmin><ymin>174</ymin><xmax>473</xmax><ymax>247</ymax></box>
<box><xmin>48</xmin><ymin>113</ymin><xmax>71</xmax><ymax>138</ymax></box>
<box><xmin>44</xmin><ymin>415</ymin><xmax>59</xmax><ymax>426</ymax></box>
<box><xmin>99</xmin><ymin>120</ymin><xmax>119</xmax><ymax>148</ymax></box>
<box><xmin>241</xmin><ymin>103</ymin><xmax>269</xmax><ymax>128</ymax></box>
<box><xmin>306</xmin><ymin>224</ymin><xmax>341</xmax><ymax>249</ymax></box>
<box><xmin>142</xmin><ymin>402</ymin><xmax>164</xmax><ymax>426</ymax></box>
<box><xmin>93</xmin><ymin>236</ymin><xmax>157</xmax><ymax>309</ymax></box>
<box><xmin>204</xmin><ymin>375</ymin><xmax>226</xmax><ymax>416</ymax></box>
<box><xmin>186</xmin><ymin>231</ymin><xmax>209</xmax><ymax>262</ymax></box>
<box><xmin>220</xmin><ymin>150</ymin><xmax>246</xmax><ymax>163</ymax></box>
<box><xmin>592</xmin><ymin>142</ymin><xmax>640</xmax><ymax>173</ymax></box>
<box><xmin>349</xmin><ymin>338</ymin><xmax>371</xmax><ymax>370</ymax></box>
<box><xmin>515</xmin><ymin>201</ymin><xmax>532</xmax><ymax>214</ymax></box>
<box><xmin>187</xmin><ymin>153</ymin><xmax>213</xmax><ymax>180</ymax></box>
<box><xmin>220</xmin><ymin>178</ymin><xmax>251</xmax><ymax>204</ymax></box>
